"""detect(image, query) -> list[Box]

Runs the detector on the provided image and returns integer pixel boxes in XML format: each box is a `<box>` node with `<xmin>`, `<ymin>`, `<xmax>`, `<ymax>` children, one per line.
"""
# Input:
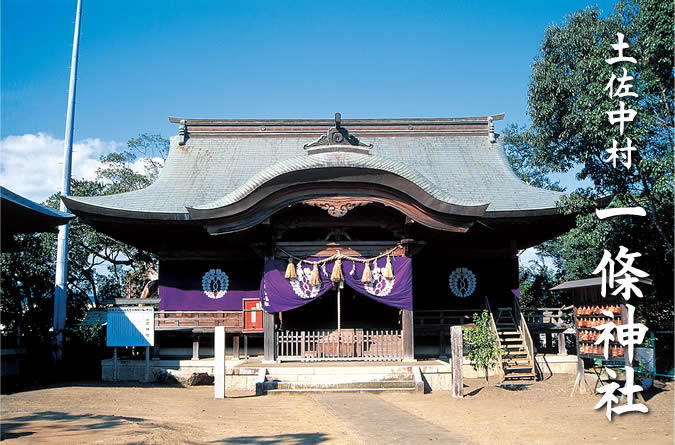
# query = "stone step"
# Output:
<box><xmin>503</xmin><ymin>354</ymin><xmax>529</xmax><ymax>360</ymax></box>
<box><xmin>503</xmin><ymin>372</ymin><xmax>535</xmax><ymax>380</ymax></box>
<box><xmin>503</xmin><ymin>360</ymin><xmax>531</xmax><ymax>366</ymax></box>
<box><xmin>500</xmin><ymin>337</ymin><xmax>524</xmax><ymax>343</ymax></box>
<box><xmin>264</xmin><ymin>366</ymin><xmax>413</xmax><ymax>376</ymax></box>
<box><xmin>504</xmin><ymin>364</ymin><xmax>533</xmax><ymax>371</ymax></box>
<box><xmin>263</xmin><ymin>380</ymin><xmax>417</xmax><ymax>391</ymax></box>
<box><xmin>266</xmin><ymin>387</ymin><xmax>418</xmax><ymax>394</ymax></box>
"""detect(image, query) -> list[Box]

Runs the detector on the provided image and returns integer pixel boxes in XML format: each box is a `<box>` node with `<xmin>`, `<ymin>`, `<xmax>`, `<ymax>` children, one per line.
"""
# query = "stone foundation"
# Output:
<box><xmin>101</xmin><ymin>354</ymin><xmax>579</xmax><ymax>392</ymax></box>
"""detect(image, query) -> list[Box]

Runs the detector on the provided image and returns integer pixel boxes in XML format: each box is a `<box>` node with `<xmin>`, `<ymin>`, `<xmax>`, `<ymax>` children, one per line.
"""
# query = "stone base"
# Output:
<box><xmin>101</xmin><ymin>355</ymin><xmax>579</xmax><ymax>392</ymax></box>
<box><xmin>101</xmin><ymin>358</ymin><xmax>260</xmax><ymax>391</ymax></box>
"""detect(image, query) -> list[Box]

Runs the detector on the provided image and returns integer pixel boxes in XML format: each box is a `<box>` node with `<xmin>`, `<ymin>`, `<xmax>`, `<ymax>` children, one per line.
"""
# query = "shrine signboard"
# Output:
<box><xmin>107</xmin><ymin>307</ymin><xmax>154</xmax><ymax>347</ymax></box>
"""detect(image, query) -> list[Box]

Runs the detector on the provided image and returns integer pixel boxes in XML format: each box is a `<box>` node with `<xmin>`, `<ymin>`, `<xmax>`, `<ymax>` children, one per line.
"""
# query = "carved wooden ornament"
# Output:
<box><xmin>303</xmin><ymin>197</ymin><xmax>373</xmax><ymax>217</ymax></box>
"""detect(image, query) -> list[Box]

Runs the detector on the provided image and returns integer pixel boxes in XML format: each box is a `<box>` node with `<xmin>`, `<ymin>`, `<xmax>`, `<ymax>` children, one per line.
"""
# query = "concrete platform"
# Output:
<box><xmin>101</xmin><ymin>354</ymin><xmax>579</xmax><ymax>391</ymax></box>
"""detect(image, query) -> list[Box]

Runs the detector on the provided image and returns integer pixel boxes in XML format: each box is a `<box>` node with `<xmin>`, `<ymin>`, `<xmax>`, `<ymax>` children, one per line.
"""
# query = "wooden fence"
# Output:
<box><xmin>276</xmin><ymin>329</ymin><xmax>403</xmax><ymax>361</ymax></box>
<box><xmin>522</xmin><ymin>307</ymin><xmax>572</xmax><ymax>327</ymax></box>
<box><xmin>154</xmin><ymin>311</ymin><xmax>242</xmax><ymax>331</ymax></box>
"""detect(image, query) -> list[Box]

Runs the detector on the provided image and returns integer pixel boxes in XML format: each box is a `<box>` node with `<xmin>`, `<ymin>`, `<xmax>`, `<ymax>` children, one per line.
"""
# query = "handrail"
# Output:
<box><xmin>515</xmin><ymin>296</ymin><xmax>539</xmax><ymax>379</ymax></box>
<box><xmin>485</xmin><ymin>296</ymin><xmax>504</xmax><ymax>381</ymax></box>
<box><xmin>521</xmin><ymin>307</ymin><xmax>574</xmax><ymax>327</ymax></box>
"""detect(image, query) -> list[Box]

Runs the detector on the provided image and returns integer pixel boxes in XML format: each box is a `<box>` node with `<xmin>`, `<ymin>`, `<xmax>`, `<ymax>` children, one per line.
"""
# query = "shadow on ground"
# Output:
<box><xmin>211</xmin><ymin>433</ymin><xmax>330</xmax><ymax>444</ymax></box>
<box><xmin>498</xmin><ymin>384</ymin><xmax>531</xmax><ymax>392</ymax></box>
<box><xmin>0</xmin><ymin>410</ymin><xmax>170</xmax><ymax>440</ymax></box>
<box><xmin>465</xmin><ymin>386</ymin><xmax>484</xmax><ymax>397</ymax></box>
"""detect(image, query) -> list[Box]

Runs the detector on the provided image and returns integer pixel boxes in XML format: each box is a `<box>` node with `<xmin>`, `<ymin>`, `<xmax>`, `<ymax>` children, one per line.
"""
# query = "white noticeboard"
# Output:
<box><xmin>107</xmin><ymin>307</ymin><xmax>154</xmax><ymax>347</ymax></box>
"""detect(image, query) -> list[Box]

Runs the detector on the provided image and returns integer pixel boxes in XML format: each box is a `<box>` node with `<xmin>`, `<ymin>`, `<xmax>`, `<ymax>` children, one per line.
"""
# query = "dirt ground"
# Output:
<box><xmin>1</xmin><ymin>374</ymin><xmax>672</xmax><ymax>444</ymax></box>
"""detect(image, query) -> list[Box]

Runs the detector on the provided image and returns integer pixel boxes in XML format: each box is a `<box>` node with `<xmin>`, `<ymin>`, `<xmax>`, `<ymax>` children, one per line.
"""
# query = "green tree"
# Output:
<box><xmin>0</xmin><ymin>134</ymin><xmax>167</xmax><ymax>349</ymax></box>
<box><xmin>505</xmin><ymin>0</ymin><xmax>673</xmax><ymax>328</ymax></box>
<box><xmin>463</xmin><ymin>310</ymin><xmax>503</xmax><ymax>384</ymax></box>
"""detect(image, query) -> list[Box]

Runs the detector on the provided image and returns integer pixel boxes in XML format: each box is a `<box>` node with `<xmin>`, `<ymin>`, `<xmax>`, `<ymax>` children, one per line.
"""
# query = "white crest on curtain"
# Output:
<box><xmin>449</xmin><ymin>267</ymin><xmax>476</xmax><ymax>298</ymax></box>
<box><xmin>365</xmin><ymin>266</ymin><xmax>395</xmax><ymax>297</ymax></box>
<box><xmin>349</xmin><ymin>262</ymin><xmax>357</xmax><ymax>277</ymax></box>
<box><xmin>262</xmin><ymin>282</ymin><xmax>270</xmax><ymax>307</ymax></box>
<box><xmin>290</xmin><ymin>265</ymin><xmax>320</xmax><ymax>299</ymax></box>
<box><xmin>202</xmin><ymin>269</ymin><xmax>229</xmax><ymax>299</ymax></box>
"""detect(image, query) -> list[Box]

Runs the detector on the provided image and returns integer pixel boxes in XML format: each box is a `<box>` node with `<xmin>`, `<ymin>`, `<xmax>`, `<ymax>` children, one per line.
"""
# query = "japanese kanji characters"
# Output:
<box><xmin>591</xmin><ymin>32</ymin><xmax>650</xmax><ymax>422</ymax></box>
<box><xmin>592</xmin><ymin>246</ymin><xmax>649</xmax><ymax>299</ymax></box>
<box><xmin>604</xmin><ymin>32</ymin><xmax>639</xmax><ymax>170</ymax></box>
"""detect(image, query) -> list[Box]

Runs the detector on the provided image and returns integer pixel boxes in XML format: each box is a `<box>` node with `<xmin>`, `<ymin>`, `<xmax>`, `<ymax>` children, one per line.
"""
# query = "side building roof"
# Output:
<box><xmin>1</xmin><ymin>186</ymin><xmax>74</xmax><ymax>235</ymax></box>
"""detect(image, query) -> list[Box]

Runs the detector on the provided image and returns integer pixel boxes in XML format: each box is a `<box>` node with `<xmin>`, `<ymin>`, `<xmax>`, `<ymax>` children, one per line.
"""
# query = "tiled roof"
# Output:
<box><xmin>1</xmin><ymin>186</ymin><xmax>74</xmax><ymax>234</ymax></box>
<box><xmin>65</xmin><ymin>117</ymin><xmax>563</xmax><ymax>218</ymax></box>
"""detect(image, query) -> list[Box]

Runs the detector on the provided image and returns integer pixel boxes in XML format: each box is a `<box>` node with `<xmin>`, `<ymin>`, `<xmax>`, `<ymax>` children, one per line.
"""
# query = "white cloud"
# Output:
<box><xmin>0</xmin><ymin>133</ymin><xmax>123</xmax><ymax>204</ymax></box>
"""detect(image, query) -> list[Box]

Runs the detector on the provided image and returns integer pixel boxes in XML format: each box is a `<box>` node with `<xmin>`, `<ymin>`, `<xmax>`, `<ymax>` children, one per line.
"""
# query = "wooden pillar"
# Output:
<box><xmin>144</xmin><ymin>346</ymin><xmax>150</xmax><ymax>382</ymax></box>
<box><xmin>440</xmin><ymin>330</ymin><xmax>448</xmax><ymax>358</ymax></box>
<box><xmin>402</xmin><ymin>309</ymin><xmax>414</xmax><ymax>361</ymax></box>
<box><xmin>451</xmin><ymin>325</ymin><xmax>463</xmax><ymax>398</ymax></box>
<box><xmin>192</xmin><ymin>335</ymin><xmax>200</xmax><ymax>361</ymax></box>
<box><xmin>558</xmin><ymin>332</ymin><xmax>567</xmax><ymax>355</ymax></box>
<box><xmin>233</xmin><ymin>335</ymin><xmax>240</xmax><ymax>360</ymax></box>
<box><xmin>152</xmin><ymin>333</ymin><xmax>160</xmax><ymax>359</ymax></box>
<box><xmin>214</xmin><ymin>326</ymin><xmax>225</xmax><ymax>399</ymax></box>
<box><xmin>263</xmin><ymin>310</ymin><xmax>276</xmax><ymax>363</ymax></box>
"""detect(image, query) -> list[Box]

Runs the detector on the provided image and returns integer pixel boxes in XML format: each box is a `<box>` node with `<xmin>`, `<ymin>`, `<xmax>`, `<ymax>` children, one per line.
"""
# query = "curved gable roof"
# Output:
<box><xmin>63</xmin><ymin>116</ymin><xmax>563</xmax><ymax>221</ymax></box>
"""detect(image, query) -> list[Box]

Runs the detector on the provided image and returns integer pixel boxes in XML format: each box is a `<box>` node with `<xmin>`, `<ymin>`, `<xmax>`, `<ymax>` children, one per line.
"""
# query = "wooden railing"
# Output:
<box><xmin>155</xmin><ymin>311</ymin><xmax>242</xmax><ymax>331</ymax></box>
<box><xmin>276</xmin><ymin>329</ymin><xmax>403</xmax><ymax>361</ymax></box>
<box><xmin>485</xmin><ymin>296</ymin><xmax>505</xmax><ymax>380</ymax></box>
<box><xmin>522</xmin><ymin>307</ymin><xmax>572</xmax><ymax>326</ymax></box>
<box><xmin>414</xmin><ymin>309</ymin><xmax>481</xmax><ymax>331</ymax></box>
<box><xmin>515</xmin><ymin>297</ymin><xmax>538</xmax><ymax>379</ymax></box>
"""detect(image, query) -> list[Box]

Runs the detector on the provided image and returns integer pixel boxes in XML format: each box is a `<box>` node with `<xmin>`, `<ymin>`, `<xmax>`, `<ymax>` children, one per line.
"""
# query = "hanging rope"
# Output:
<box><xmin>276</xmin><ymin>244</ymin><xmax>403</xmax><ymax>266</ymax></box>
<box><xmin>276</xmin><ymin>244</ymin><xmax>402</xmax><ymax>282</ymax></box>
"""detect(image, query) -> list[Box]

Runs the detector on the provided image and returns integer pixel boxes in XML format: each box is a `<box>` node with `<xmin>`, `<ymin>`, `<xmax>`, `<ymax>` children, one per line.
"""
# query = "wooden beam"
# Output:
<box><xmin>144</xmin><ymin>347</ymin><xmax>150</xmax><ymax>383</ymax></box>
<box><xmin>113</xmin><ymin>347</ymin><xmax>118</xmax><ymax>382</ymax></box>
<box><xmin>274</xmin><ymin>241</ymin><xmax>407</xmax><ymax>259</ymax></box>
<box><xmin>451</xmin><ymin>325</ymin><xmax>463</xmax><ymax>398</ymax></box>
<box><xmin>233</xmin><ymin>335</ymin><xmax>240</xmax><ymax>360</ymax></box>
<box><xmin>402</xmin><ymin>310</ymin><xmax>414</xmax><ymax>361</ymax></box>
<box><xmin>152</xmin><ymin>333</ymin><xmax>161</xmax><ymax>359</ymax></box>
<box><xmin>263</xmin><ymin>310</ymin><xmax>276</xmax><ymax>363</ymax></box>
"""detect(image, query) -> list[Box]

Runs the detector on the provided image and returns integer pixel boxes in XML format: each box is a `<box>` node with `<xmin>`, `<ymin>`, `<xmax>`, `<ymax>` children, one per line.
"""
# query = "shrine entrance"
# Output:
<box><xmin>276</xmin><ymin>284</ymin><xmax>404</xmax><ymax>361</ymax></box>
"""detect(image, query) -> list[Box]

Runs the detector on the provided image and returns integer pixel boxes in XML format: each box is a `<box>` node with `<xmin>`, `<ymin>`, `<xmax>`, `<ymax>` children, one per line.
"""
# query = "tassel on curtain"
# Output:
<box><xmin>331</xmin><ymin>258</ymin><xmax>344</xmax><ymax>282</ymax></box>
<box><xmin>361</xmin><ymin>261</ymin><xmax>373</xmax><ymax>283</ymax></box>
<box><xmin>310</xmin><ymin>263</ymin><xmax>322</xmax><ymax>286</ymax></box>
<box><xmin>284</xmin><ymin>259</ymin><xmax>297</xmax><ymax>279</ymax></box>
<box><xmin>383</xmin><ymin>256</ymin><xmax>394</xmax><ymax>280</ymax></box>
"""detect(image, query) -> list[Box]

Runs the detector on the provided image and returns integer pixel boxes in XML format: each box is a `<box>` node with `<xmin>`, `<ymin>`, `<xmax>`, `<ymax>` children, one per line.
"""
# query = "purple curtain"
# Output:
<box><xmin>343</xmin><ymin>256</ymin><xmax>413</xmax><ymax>311</ymax></box>
<box><xmin>260</xmin><ymin>259</ymin><xmax>335</xmax><ymax>313</ymax></box>
<box><xmin>260</xmin><ymin>256</ymin><xmax>413</xmax><ymax>313</ymax></box>
<box><xmin>159</xmin><ymin>261</ymin><xmax>260</xmax><ymax>311</ymax></box>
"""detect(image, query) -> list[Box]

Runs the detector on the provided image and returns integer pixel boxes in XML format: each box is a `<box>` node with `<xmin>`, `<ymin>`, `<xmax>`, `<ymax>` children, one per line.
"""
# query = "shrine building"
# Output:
<box><xmin>63</xmin><ymin>113</ymin><xmax>572</xmax><ymax>378</ymax></box>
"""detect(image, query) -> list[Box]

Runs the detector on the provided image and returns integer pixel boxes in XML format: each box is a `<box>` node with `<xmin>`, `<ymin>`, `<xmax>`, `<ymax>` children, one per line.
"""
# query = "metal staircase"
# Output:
<box><xmin>496</xmin><ymin>307</ymin><xmax>536</xmax><ymax>380</ymax></box>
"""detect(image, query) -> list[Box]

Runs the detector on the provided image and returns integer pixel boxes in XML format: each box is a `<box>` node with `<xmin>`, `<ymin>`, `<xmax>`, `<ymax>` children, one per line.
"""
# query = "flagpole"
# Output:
<box><xmin>53</xmin><ymin>0</ymin><xmax>82</xmax><ymax>361</ymax></box>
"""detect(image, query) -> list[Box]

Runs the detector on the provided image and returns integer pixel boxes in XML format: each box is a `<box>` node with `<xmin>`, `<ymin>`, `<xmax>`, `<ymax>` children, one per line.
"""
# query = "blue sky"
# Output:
<box><xmin>2</xmin><ymin>0</ymin><xmax>615</xmax><ymax>203</ymax></box>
